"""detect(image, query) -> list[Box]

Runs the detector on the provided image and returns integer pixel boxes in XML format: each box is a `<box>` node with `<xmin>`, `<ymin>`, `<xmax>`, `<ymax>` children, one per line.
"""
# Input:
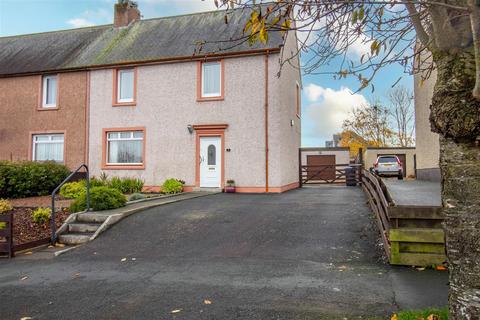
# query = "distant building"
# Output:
<box><xmin>325</xmin><ymin>134</ymin><xmax>341</xmax><ymax>147</ymax></box>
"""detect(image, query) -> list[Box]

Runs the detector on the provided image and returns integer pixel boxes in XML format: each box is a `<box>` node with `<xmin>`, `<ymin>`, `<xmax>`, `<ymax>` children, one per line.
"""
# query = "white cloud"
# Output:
<box><xmin>67</xmin><ymin>18</ymin><xmax>96</xmax><ymax>28</ymax></box>
<box><xmin>303</xmin><ymin>85</ymin><xmax>368</xmax><ymax>145</ymax></box>
<box><xmin>304</xmin><ymin>83</ymin><xmax>324</xmax><ymax>102</ymax></box>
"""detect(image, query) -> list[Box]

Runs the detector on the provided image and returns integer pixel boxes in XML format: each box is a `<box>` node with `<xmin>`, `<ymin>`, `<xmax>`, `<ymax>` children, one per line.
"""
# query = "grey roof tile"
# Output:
<box><xmin>0</xmin><ymin>7</ymin><xmax>284</xmax><ymax>76</ymax></box>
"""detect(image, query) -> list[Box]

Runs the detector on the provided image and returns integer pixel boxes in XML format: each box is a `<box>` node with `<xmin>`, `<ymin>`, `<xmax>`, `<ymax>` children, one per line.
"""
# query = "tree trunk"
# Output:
<box><xmin>430</xmin><ymin>50</ymin><xmax>480</xmax><ymax>319</ymax></box>
<box><xmin>440</xmin><ymin>137</ymin><xmax>480</xmax><ymax>319</ymax></box>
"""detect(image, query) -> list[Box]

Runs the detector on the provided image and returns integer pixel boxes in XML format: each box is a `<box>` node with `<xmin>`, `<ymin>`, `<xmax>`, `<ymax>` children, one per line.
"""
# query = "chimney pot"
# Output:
<box><xmin>114</xmin><ymin>0</ymin><xmax>140</xmax><ymax>28</ymax></box>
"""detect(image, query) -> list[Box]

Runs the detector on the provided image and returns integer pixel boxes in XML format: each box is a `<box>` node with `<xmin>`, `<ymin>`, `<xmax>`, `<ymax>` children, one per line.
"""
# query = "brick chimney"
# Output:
<box><xmin>114</xmin><ymin>0</ymin><xmax>141</xmax><ymax>27</ymax></box>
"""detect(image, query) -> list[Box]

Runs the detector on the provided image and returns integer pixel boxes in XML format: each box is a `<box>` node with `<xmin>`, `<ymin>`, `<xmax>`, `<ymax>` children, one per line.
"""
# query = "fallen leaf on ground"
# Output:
<box><xmin>204</xmin><ymin>299</ymin><xmax>212</xmax><ymax>305</ymax></box>
<box><xmin>121</xmin><ymin>258</ymin><xmax>127</xmax><ymax>262</ymax></box>
<box><xmin>390</xmin><ymin>314</ymin><xmax>398</xmax><ymax>320</ymax></box>
<box><xmin>20</xmin><ymin>276</ymin><xmax>28</xmax><ymax>281</ymax></box>
<box><xmin>427</xmin><ymin>314</ymin><xmax>439</xmax><ymax>320</ymax></box>
<box><xmin>171</xmin><ymin>309</ymin><xmax>182</xmax><ymax>314</ymax></box>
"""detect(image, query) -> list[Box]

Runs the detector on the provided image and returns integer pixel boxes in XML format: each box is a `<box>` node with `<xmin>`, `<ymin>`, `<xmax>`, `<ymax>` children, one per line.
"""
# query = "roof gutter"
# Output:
<box><xmin>0</xmin><ymin>47</ymin><xmax>281</xmax><ymax>79</ymax></box>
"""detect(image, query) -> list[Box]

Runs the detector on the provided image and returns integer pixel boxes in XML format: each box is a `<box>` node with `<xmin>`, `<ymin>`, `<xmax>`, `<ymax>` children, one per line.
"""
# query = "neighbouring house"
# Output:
<box><xmin>413</xmin><ymin>55</ymin><xmax>440</xmax><ymax>182</ymax></box>
<box><xmin>0</xmin><ymin>1</ymin><xmax>301</xmax><ymax>193</ymax></box>
<box><xmin>364</xmin><ymin>147</ymin><xmax>416</xmax><ymax>178</ymax></box>
<box><xmin>0</xmin><ymin>67</ymin><xmax>88</xmax><ymax>169</ymax></box>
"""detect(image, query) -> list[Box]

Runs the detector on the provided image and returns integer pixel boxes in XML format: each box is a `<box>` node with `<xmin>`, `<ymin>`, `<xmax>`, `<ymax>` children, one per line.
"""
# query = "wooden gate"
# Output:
<box><xmin>306</xmin><ymin>155</ymin><xmax>336</xmax><ymax>180</ymax></box>
<box><xmin>0</xmin><ymin>213</ymin><xmax>13</xmax><ymax>258</ymax></box>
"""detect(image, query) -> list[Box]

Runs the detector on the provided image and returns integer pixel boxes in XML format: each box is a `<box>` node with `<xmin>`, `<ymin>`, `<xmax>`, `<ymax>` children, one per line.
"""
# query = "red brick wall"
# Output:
<box><xmin>0</xmin><ymin>72</ymin><xmax>88</xmax><ymax>169</ymax></box>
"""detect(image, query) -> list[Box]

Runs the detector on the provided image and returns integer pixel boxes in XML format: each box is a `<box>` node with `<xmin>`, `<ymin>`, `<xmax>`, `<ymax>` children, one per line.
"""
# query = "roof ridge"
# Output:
<box><xmin>0</xmin><ymin>4</ymin><xmax>266</xmax><ymax>39</ymax></box>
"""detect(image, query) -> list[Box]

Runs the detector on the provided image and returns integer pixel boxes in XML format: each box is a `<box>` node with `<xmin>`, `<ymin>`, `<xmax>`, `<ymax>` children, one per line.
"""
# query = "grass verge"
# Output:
<box><xmin>394</xmin><ymin>307</ymin><xmax>448</xmax><ymax>319</ymax></box>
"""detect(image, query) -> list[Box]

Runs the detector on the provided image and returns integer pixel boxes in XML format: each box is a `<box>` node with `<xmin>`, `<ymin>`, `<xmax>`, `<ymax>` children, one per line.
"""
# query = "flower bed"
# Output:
<box><xmin>12</xmin><ymin>207</ymin><xmax>70</xmax><ymax>247</ymax></box>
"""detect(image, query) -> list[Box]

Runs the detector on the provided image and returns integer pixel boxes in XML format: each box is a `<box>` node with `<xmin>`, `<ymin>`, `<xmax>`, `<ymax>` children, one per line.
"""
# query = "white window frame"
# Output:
<box><xmin>106</xmin><ymin>130</ymin><xmax>144</xmax><ymax>165</ymax></box>
<box><xmin>117</xmin><ymin>69</ymin><xmax>135</xmax><ymax>103</ymax></box>
<box><xmin>32</xmin><ymin>133</ymin><xmax>64</xmax><ymax>162</ymax></box>
<box><xmin>42</xmin><ymin>75</ymin><xmax>57</xmax><ymax>108</ymax></box>
<box><xmin>201</xmin><ymin>61</ymin><xmax>222</xmax><ymax>98</ymax></box>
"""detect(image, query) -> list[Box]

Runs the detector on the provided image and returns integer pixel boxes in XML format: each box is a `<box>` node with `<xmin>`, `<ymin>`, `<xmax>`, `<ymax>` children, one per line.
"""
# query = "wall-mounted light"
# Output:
<box><xmin>187</xmin><ymin>124</ymin><xmax>193</xmax><ymax>134</ymax></box>
<box><xmin>290</xmin><ymin>119</ymin><xmax>295</xmax><ymax>126</ymax></box>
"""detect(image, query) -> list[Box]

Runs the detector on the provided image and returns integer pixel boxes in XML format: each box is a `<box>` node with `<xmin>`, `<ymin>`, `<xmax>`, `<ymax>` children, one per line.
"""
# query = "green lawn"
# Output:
<box><xmin>395</xmin><ymin>307</ymin><xmax>448</xmax><ymax>320</ymax></box>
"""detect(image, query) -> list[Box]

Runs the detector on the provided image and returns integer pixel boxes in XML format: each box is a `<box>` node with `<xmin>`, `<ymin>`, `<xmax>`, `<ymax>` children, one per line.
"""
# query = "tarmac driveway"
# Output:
<box><xmin>0</xmin><ymin>186</ymin><xmax>448</xmax><ymax>319</ymax></box>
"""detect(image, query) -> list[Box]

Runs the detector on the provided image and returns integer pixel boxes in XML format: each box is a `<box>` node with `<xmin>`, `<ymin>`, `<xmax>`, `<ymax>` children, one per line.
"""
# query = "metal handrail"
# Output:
<box><xmin>51</xmin><ymin>164</ymin><xmax>90</xmax><ymax>244</ymax></box>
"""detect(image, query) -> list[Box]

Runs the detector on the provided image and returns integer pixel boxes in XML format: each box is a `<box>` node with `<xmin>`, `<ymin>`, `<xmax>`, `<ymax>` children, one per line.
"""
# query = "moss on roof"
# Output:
<box><xmin>0</xmin><ymin>7</ymin><xmax>283</xmax><ymax>76</ymax></box>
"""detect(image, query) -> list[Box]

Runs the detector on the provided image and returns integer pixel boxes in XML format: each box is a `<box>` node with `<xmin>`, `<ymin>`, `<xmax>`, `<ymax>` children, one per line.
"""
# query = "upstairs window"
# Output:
<box><xmin>114</xmin><ymin>68</ymin><xmax>136</xmax><ymax>105</ymax></box>
<box><xmin>42</xmin><ymin>75</ymin><xmax>57</xmax><ymax>108</ymax></box>
<box><xmin>198</xmin><ymin>61</ymin><xmax>223</xmax><ymax>100</ymax></box>
<box><xmin>32</xmin><ymin>134</ymin><xmax>64</xmax><ymax>162</ymax></box>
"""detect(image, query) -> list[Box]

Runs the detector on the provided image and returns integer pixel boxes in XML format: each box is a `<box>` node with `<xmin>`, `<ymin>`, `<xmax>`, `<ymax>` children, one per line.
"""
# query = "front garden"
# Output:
<box><xmin>0</xmin><ymin>160</ymin><xmax>186</xmax><ymax>253</ymax></box>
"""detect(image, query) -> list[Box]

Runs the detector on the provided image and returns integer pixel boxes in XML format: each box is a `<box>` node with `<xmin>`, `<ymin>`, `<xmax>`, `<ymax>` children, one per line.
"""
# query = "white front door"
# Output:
<box><xmin>200</xmin><ymin>136</ymin><xmax>221</xmax><ymax>188</ymax></box>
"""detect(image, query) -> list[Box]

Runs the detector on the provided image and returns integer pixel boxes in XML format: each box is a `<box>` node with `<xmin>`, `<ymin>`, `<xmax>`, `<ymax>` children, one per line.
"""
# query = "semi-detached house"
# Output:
<box><xmin>0</xmin><ymin>1</ymin><xmax>301</xmax><ymax>192</ymax></box>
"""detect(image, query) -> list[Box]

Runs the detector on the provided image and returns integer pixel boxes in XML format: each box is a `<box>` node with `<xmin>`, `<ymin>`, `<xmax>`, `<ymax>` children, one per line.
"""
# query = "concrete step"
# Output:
<box><xmin>68</xmin><ymin>223</ymin><xmax>101</xmax><ymax>233</ymax></box>
<box><xmin>76</xmin><ymin>213</ymin><xmax>109</xmax><ymax>223</ymax></box>
<box><xmin>58</xmin><ymin>233</ymin><xmax>94</xmax><ymax>245</ymax></box>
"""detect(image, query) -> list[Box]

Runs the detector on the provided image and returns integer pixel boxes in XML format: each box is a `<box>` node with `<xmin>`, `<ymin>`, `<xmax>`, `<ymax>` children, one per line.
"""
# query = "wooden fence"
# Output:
<box><xmin>0</xmin><ymin>213</ymin><xmax>13</xmax><ymax>258</ymax></box>
<box><xmin>0</xmin><ymin>211</ymin><xmax>53</xmax><ymax>259</ymax></box>
<box><xmin>361</xmin><ymin>169</ymin><xmax>446</xmax><ymax>266</ymax></box>
<box><xmin>300</xmin><ymin>164</ymin><xmax>361</xmax><ymax>185</ymax></box>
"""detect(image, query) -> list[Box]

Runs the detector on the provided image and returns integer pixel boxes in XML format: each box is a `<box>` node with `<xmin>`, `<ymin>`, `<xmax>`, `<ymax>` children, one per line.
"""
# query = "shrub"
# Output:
<box><xmin>32</xmin><ymin>207</ymin><xmax>52</xmax><ymax>224</ymax></box>
<box><xmin>90</xmin><ymin>177</ymin><xmax>106</xmax><ymax>188</ymax></box>
<box><xmin>69</xmin><ymin>186</ymin><xmax>126</xmax><ymax>213</ymax></box>
<box><xmin>0</xmin><ymin>199</ymin><xmax>12</xmax><ymax>230</ymax></box>
<box><xmin>0</xmin><ymin>199</ymin><xmax>13</xmax><ymax>214</ymax></box>
<box><xmin>59</xmin><ymin>181</ymin><xmax>86</xmax><ymax>199</ymax></box>
<box><xmin>107</xmin><ymin>177</ymin><xmax>144</xmax><ymax>194</ymax></box>
<box><xmin>161</xmin><ymin>178</ymin><xmax>183</xmax><ymax>194</ymax></box>
<box><xmin>0</xmin><ymin>161</ymin><xmax>70</xmax><ymax>198</ymax></box>
<box><xmin>128</xmin><ymin>193</ymin><xmax>146</xmax><ymax>201</ymax></box>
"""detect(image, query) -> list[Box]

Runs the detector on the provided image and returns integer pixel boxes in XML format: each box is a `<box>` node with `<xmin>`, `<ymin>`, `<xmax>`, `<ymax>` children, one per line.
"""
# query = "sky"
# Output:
<box><xmin>0</xmin><ymin>0</ymin><xmax>413</xmax><ymax>147</ymax></box>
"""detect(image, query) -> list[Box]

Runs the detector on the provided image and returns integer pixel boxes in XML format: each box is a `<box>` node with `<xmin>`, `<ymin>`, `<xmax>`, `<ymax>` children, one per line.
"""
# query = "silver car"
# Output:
<box><xmin>374</xmin><ymin>155</ymin><xmax>403</xmax><ymax>179</ymax></box>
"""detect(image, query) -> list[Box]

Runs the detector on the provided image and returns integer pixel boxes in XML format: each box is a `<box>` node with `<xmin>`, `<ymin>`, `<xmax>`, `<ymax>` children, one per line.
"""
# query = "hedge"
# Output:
<box><xmin>0</xmin><ymin>161</ymin><xmax>70</xmax><ymax>198</ymax></box>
